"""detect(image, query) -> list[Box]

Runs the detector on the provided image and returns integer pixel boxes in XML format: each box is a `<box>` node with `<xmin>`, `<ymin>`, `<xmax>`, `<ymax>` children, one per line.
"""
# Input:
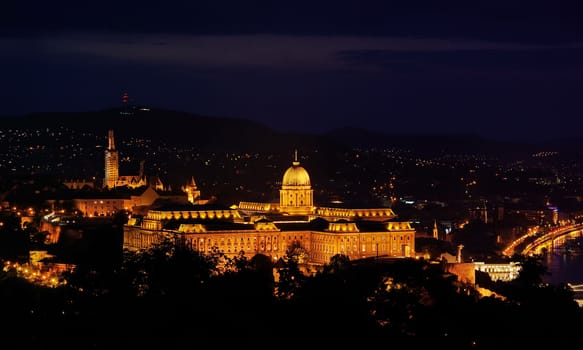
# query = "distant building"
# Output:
<box><xmin>124</xmin><ymin>152</ymin><xmax>416</xmax><ymax>266</ymax></box>
<box><xmin>103</xmin><ymin>129</ymin><xmax>150</xmax><ymax>189</ymax></box>
<box><xmin>74</xmin><ymin>186</ymin><xmax>160</xmax><ymax>217</ymax></box>
<box><xmin>96</xmin><ymin>129</ymin><xmax>205</xmax><ymax>213</ymax></box>
<box><xmin>474</xmin><ymin>262</ymin><xmax>521</xmax><ymax>282</ymax></box>
<box><xmin>504</xmin><ymin>204</ymin><xmax>558</xmax><ymax>226</ymax></box>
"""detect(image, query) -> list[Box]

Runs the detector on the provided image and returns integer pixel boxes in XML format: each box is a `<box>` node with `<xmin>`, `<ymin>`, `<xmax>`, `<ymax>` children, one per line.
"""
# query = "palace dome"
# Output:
<box><xmin>282</xmin><ymin>160</ymin><xmax>311</xmax><ymax>187</ymax></box>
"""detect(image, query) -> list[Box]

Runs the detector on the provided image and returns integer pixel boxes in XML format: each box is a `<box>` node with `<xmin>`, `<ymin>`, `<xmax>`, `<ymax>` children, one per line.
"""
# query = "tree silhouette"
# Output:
<box><xmin>274</xmin><ymin>241</ymin><xmax>311</xmax><ymax>300</ymax></box>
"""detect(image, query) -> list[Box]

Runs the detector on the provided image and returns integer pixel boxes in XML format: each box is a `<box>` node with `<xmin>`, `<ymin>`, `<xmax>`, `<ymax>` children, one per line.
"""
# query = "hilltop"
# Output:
<box><xmin>0</xmin><ymin>106</ymin><xmax>558</xmax><ymax>158</ymax></box>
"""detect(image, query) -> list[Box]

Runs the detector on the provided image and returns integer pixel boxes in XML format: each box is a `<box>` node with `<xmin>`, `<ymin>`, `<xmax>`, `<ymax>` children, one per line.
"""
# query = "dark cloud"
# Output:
<box><xmin>1</xmin><ymin>1</ymin><xmax>583</xmax><ymax>142</ymax></box>
<box><xmin>337</xmin><ymin>46</ymin><xmax>583</xmax><ymax>71</ymax></box>
<box><xmin>3</xmin><ymin>1</ymin><xmax>583</xmax><ymax>43</ymax></box>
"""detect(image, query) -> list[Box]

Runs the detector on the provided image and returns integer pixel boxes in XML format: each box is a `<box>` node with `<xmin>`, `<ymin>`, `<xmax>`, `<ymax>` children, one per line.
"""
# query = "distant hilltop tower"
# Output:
<box><xmin>120</xmin><ymin>91</ymin><xmax>133</xmax><ymax>116</ymax></box>
<box><xmin>104</xmin><ymin>129</ymin><xmax>119</xmax><ymax>188</ymax></box>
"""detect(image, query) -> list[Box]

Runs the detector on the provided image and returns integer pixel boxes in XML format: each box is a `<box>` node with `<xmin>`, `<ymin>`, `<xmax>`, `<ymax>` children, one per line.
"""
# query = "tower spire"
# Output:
<box><xmin>104</xmin><ymin>129</ymin><xmax>119</xmax><ymax>188</ymax></box>
<box><xmin>293</xmin><ymin>149</ymin><xmax>299</xmax><ymax>166</ymax></box>
<box><xmin>183</xmin><ymin>175</ymin><xmax>200</xmax><ymax>204</ymax></box>
<box><xmin>108</xmin><ymin>129</ymin><xmax>115</xmax><ymax>150</ymax></box>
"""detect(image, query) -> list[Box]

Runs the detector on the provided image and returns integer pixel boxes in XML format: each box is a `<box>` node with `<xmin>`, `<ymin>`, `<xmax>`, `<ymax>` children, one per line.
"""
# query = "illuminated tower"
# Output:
<box><xmin>153</xmin><ymin>176</ymin><xmax>165</xmax><ymax>191</ymax></box>
<box><xmin>120</xmin><ymin>91</ymin><xmax>133</xmax><ymax>116</ymax></box>
<box><xmin>279</xmin><ymin>150</ymin><xmax>314</xmax><ymax>215</ymax></box>
<box><xmin>432</xmin><ymin>220</ymin><xmax>439</xmax><ymax>239</ymax></box>
<box><xmin>456</xmin><ymin>244</ymin><xmax>464</xmax><ymax>263</ymax></box>
<box><xmin>182</xmin><ymin>176</ymin><xmax>201</xmax><ymax>204</ymax></box>
<box><xmin>104</xmin><ymin>129</ymin><xmax>119</xmax><ymax>188</ymax></box>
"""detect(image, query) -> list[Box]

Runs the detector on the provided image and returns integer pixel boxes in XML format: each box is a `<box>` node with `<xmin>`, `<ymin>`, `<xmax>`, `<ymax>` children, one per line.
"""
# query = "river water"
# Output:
<box><xmin>543</xmin><ymin>250</ymin><xmax>583</xmax><ymax>306</ymax></box>
<box><xmin>543</xmin><ymin>251</ymin><xmax>583</xmax><ymax>285</ymax></box>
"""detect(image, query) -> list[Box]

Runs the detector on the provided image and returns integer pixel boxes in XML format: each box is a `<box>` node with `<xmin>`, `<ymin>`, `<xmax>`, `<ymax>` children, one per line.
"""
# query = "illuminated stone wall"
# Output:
<box><xmin>39</xmin><ymin>220</ymin><xmax>61</xmax><ymax>244</ymax></box>
<box><xmin>474</xmin><ymin>262</ymin><xmax>521</xmax><ymax>282</ymax></box>
<box><xmin>444</xmin><ymin>262</ymin><xmax>476</xmax><ymax>285</ymax></box>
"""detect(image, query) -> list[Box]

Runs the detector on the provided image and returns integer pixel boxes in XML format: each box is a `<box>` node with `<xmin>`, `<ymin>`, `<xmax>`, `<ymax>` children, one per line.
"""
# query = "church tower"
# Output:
<box><xmin>104</xmin><ymin>129</ymin><xmax>119</xmax><ymax>188</ymax></box>
<box><xmin>182</xmin><ymin>176</ymin><xmax>201</xmax><ymax>204</ymax></box>
<box><xmin>279</xmin><ymin>150</ymin><xmax>314</xmax><ymax>215</ymax></box>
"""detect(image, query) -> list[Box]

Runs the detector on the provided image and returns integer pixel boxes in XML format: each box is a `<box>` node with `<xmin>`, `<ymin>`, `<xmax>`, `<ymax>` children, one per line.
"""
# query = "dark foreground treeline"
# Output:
<box><xmin>1</xmin><ymin>241</ymin><xmax>581</xmax><ymax>350</ymax></box>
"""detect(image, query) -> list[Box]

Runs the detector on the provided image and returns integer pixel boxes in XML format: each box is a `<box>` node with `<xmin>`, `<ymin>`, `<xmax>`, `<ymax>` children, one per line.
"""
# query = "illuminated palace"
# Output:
<box><xmin>123</xmin><ymin>152</ymin><xmax>415</xmax><ymax>265</ymax></box>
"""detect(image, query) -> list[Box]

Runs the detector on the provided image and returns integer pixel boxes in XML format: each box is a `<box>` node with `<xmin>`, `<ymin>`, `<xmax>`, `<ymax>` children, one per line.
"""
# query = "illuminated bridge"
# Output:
<box><xmin>517</xmin><ymin>223</ymin><xmax>583</xmax><ymax>256</ymax></box>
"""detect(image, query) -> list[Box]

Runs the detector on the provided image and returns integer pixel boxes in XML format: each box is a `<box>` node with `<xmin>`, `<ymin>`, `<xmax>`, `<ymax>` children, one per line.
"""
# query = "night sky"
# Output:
<box><xmin>2</xmin><ymin>1</ymin><xmax>583</xmax><ymax>142</ymax></box>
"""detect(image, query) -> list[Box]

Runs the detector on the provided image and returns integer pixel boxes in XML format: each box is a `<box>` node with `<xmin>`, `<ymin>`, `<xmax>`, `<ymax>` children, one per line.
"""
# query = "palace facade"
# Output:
<box><xmin>123</xmin><ymin>153</ymin><xmax>415</xmax><ymax>265</ymax></box>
